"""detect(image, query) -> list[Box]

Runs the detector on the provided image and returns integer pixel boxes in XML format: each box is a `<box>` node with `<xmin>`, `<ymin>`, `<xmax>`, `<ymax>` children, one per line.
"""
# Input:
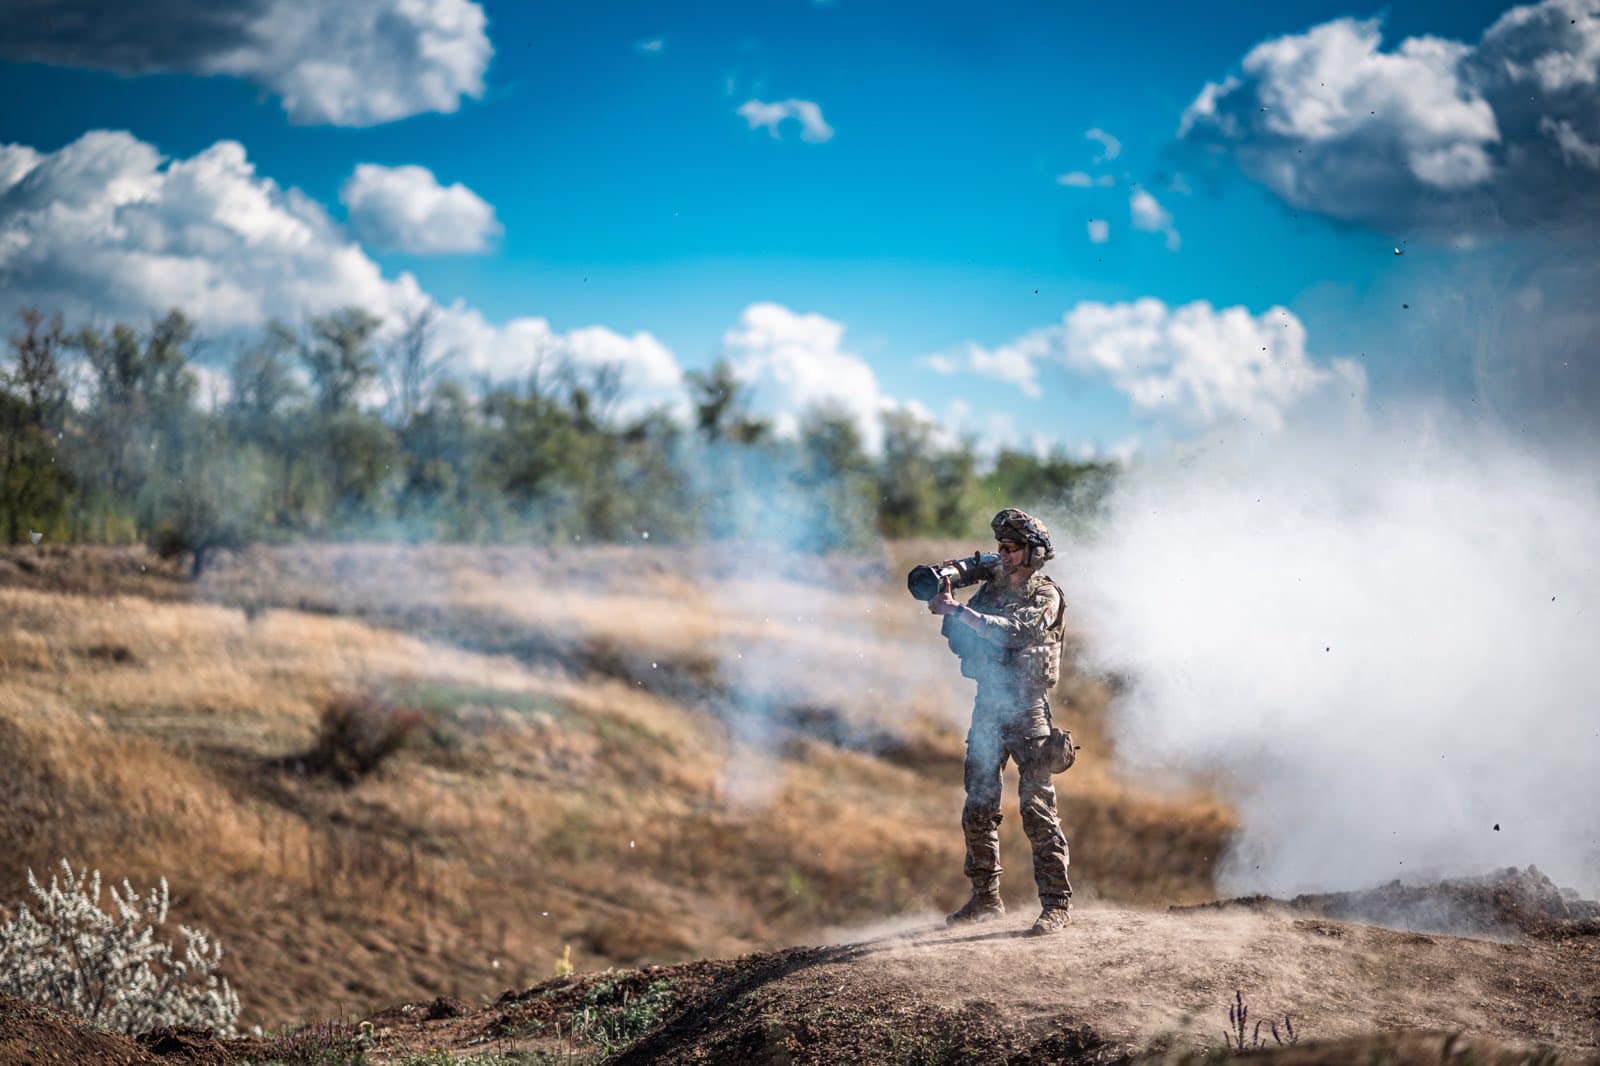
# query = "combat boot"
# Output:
<box><xmin>1028</xmin><ymin>902</ymin><xmax>1072</xmax><ymax>936</ymax></box>
<box><xmin>946</xmin><ymin>884</ymin><xmax>1005</xmax><ymax>927</ymax></box>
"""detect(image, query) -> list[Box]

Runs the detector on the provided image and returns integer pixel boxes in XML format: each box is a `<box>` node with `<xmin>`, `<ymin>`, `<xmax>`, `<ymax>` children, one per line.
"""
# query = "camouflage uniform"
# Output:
<box><xmin>942</xmin><ymin>563</ymin><xmax>1073</xmax><ymax>915</ymax></box>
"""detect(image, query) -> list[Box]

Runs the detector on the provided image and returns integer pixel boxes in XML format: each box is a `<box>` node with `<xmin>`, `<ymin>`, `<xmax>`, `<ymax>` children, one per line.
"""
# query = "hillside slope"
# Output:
<box><xmin>0</xmin><ymin>543</ymin><xmax>1229</xmax><ymax>1029</ymax></box>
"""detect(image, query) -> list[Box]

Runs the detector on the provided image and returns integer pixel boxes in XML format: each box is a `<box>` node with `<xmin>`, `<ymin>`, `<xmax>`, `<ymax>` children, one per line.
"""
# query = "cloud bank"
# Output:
<box><xmin>0</xmin><ymin>130</ymin><xmax>421</xmax><ymax>329</ymax></box>
<box><xmin>340</xmin><ymin>164</ymin><xmax>501</xmax><ymax>254</ymax></box>
<box><xmin>0</xmin><ymin>0</ymin><xmax>491</xmax><ymax>126</ymax></box>
<box><xmin>962</xmin><ymin>299</ymin><xmax>1364</xmax><ymax>431</ymax></box>
<box><xmin>0</xmin><ymin>130</ymin><xmax>678</xmax><ymax>417</ymax></box>
<box><xmin>1179</xmin><ymin>1</ymin><xmax>1600</xmax><ymax>236</ymax></box>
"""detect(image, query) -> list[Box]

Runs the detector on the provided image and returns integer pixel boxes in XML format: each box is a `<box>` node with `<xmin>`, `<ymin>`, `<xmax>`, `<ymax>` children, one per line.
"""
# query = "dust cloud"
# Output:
<box><xmin>1059</xmin><ymin>404</ymin><xmax>1600</xmax><ymax>897</ymax></box>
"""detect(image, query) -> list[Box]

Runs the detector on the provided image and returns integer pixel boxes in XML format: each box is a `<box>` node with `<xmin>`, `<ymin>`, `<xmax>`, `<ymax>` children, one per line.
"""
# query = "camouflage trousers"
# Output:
<box><xmin>961</xmin><ymin>698</ymin><xmax>1072</xmax><ymax>907</ymax></box>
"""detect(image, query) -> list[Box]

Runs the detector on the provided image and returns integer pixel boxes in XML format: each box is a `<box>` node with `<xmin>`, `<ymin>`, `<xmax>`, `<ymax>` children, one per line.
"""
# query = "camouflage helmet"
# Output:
<box><xmin>990</xmin><ymin>508</ymin><xmax>1054</xmax><ymax>564</ymax></box>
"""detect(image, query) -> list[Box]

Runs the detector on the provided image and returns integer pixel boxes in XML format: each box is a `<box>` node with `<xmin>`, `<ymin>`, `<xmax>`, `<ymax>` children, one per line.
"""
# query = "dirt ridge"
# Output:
<box><xmin>6</xmin><ymin>882</ymin><xmax>1599</xmax><ymax>1064</ymax></box>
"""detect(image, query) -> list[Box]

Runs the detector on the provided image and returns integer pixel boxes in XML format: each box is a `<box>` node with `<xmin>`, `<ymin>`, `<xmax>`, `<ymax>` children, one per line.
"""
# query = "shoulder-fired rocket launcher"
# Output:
<box><xmin>906</xmin><ymin>551</ymin><xmax>999</xmax><ymax>602</ymax></box>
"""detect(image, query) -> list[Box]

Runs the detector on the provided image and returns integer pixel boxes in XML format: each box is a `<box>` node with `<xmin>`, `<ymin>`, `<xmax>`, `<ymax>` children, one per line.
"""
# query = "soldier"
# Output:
<box><xmin>927</xmin><ymin>508</ymin><xmax>1074</xmax><ymax>936</ymax></box>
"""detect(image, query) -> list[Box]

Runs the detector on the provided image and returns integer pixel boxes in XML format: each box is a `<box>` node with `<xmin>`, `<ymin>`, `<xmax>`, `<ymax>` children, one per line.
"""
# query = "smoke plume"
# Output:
<box><xmin>1062</xmin><ymin>405</ymin><xmax>1600</xmax><ymax>896</ymax></box>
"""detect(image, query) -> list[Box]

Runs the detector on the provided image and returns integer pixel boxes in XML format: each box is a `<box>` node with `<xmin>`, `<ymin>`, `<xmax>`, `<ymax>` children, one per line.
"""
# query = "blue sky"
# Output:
<box><xmin>0</xmin><ymin>0</ymin><xmax>1594</xmax><ymax>456</ymax></box>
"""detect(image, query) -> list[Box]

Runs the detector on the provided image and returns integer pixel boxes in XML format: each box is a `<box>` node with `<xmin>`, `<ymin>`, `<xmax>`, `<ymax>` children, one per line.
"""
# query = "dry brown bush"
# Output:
<box><xmin>292</xmin><ymin>693</ymin><xmax>426</xmax><ymax>784</ymax></box>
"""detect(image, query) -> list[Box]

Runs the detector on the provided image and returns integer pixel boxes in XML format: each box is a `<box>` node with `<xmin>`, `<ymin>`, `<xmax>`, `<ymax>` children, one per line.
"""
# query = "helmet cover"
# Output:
<box><xmin>990</xmin><ymin>508</ymin><xmax>1054</xmax><ymax>563</ymax></box>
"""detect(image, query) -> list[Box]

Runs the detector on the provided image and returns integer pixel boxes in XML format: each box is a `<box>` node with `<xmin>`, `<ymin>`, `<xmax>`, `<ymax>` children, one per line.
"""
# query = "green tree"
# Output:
<box><xmin>147</xmin><ymin>416</ymin><xmax>271</xmax><ymax>577</ymax></box>
<box><xmin>295</xmin><ymin>308</ymin><xmax>382</xmax><ymax>416</ymax></box>
<box><xmin>794</xmin><ymin>405</ymin><xmax>877</xmax><ymax>549</ymax></box>
<box><xmin>685</xmin><ymin>360</ymin><xmax>768</xmax><ymax>444</ymax></box>
<box><xmin>979</xmin><ymin>447</ymin><xmax>1118</xmax><ymax>529</ymax></box>
<box><xmin>226</xmin><ymin>329</ymin><xmax>307</xmax><ymax>527</ymax></box>
<box><xmin>70</xmin><ymin>310</ymin><xmax>199</xmax><ymax>540</ymax></box>
<box><xmin>875</xmin><ymin>409</ymin><xmax>982</xmax><ymax>539</ymax></box>
<box><xmin>382</xmin><ymin>305</ymin><xmax>451</xmax><ymax>429</ymax></box>
<box><xmin>0</xmin><ymin>310</ymin><xmax>73</xmax><ymax>542</ymax></box>
<box><xmin>395</xmin><ymin>379</ymin><xmax>500</xmax><ymax>538</ymax></box>
<box><xmin>285</xmin><ymin>309</ymin><xmax>398</xmax><ymax>527</ymax></box>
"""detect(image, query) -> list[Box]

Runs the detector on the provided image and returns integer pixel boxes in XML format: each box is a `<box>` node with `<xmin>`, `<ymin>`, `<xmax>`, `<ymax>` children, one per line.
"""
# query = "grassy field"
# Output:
<box><xmin>0</xmin><ymin>541</ymin><xmax>1232</xmax><ymax>1029</ymax></box>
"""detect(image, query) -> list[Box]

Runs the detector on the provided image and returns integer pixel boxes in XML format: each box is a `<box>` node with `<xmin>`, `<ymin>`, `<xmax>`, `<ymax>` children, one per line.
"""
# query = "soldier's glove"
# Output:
<box><xmin>1045</xmin><ymin>727</ymin><xmax>1077</xmax><ymax>775</ymax></box>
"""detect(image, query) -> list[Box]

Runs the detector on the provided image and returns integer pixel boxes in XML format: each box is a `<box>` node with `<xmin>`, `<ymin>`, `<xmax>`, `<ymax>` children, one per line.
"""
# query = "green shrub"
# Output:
<box><xmin>570</xmin><ymin>978</ymin><xmax>673</xmax><ymax>1055</ymax></box>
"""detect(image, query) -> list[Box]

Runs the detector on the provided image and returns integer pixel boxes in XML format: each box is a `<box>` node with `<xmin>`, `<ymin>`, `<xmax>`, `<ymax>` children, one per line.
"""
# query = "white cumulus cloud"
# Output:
<box><xmin>1086</xmin><ymin>218</ymin><xmax>1110</xmax><ymax>243</ymax></box>
<box><xmin>0</xmin><ymin>0</ymin><xmax>491</xmax><ymax>127</ymax></box>
<box><xmin>1086</xmin><ymin>127</ymin><xmax>1122</xmax><ymax>162</ymax></box>
<box><xmin>340</xmin><ymin>164</ymin><xmax>500</xmax><ymax>254</ymax></box>
<box><xmin>0</xmin><ymin>130</ymin><xmax>420</xmax><ymax>330</ymax></box>
<box><xmin>1130</xmin><ymin>188</ymin><xmax>1181</xmax><ymax>250</ymax></box>
<box><xmin>1179</xmin><ymin>2</ymin><xmax>1600</xmax><ymax>234</ymax></box>
<box><xmin>737</xmin><ymin>98</ymin><xmax>835</xmax><ymax>143</ymax></box>
<box><xmin>438</xmin><ymin>310</ymin><xmax>686</xmax><ymax>423</ymax></box>
<box><xmin>965</xmin><ymin>336</ymin><xmax>1048</xmax><ymax>398</ymax></box>
<box><xmin>719</xmin><ymin>302</ymin><xmax>891</xmax><ymax>450</ymax></box>
<box><xmin>0</xmin><ymin>130</ymin><xmax>685</xmax><ymax>424</ymax></box>
<box><xmin>1057</xmin><ymin>171</ymin><xmax>1116</xmax><ymax>188</ymax></box>
<box><xmin>963</xmin><ymin>299</ymin><xmax>1364</xmax><ymax>431</ymax></box>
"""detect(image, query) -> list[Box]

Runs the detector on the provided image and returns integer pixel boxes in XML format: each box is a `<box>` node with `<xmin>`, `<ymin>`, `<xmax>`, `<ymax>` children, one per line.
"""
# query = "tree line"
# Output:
<box><xmin>0</xmin><ymin>307</ymin><xmax>1116</xmax><ymax>574</ymax></box>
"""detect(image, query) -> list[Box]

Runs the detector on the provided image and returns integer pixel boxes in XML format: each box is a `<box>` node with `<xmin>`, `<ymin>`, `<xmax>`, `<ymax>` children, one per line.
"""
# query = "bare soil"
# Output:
<box><xmin>5</xmin><ymin>876</ymin><xmax>1595</xmax><ymax>1064</ymax></box>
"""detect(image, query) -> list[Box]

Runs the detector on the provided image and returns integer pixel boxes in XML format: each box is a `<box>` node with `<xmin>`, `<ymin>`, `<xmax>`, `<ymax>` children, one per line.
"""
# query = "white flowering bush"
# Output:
<box><xmin>0</xmin><ymin>859</ymin><xmax>240</xmax><ymax>1036</ymax></box>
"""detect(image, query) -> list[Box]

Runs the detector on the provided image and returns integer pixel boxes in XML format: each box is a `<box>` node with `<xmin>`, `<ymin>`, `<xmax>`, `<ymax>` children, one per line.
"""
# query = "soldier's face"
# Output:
<box><xmin>997</xmin><ymin>540</ymin><xmax>1027</xmax><ymax>572</ymax></box>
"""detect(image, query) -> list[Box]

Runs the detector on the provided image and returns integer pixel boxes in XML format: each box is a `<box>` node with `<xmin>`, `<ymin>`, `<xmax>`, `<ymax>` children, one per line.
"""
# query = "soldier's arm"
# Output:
<box><xmin>952</xmin><ymin>584</ymin><xmax>1060</xmax><ymax>648</ymax></box>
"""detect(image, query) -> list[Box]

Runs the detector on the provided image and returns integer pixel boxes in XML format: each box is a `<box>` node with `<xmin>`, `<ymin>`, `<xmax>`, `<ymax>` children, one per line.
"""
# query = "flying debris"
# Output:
<box><xmin>1393</xmin><ymin>247</ymin><xmax>1405</xmax><ymax>256</ymax></box>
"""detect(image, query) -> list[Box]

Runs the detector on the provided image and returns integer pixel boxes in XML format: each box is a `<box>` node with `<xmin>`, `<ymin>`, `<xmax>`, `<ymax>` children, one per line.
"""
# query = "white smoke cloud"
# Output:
<box><xmin>1086</xmin><ymin>218</ymin><xmax>1110</xmax><ymax>244</ymax></box>
<box><xmin>0</xmin><ymin>0</ymin><xmax>491</xmax><ymax>126</ymax></box>
<box><xmin>718</xmin><ymin>302</ymin><xmax>890</xmax><ymax>451</ymax></box>
<box><xmin>1179</xmin><ymin>1</ymin><xmax>1600</xmax><ymax>235</ymax></box>
<box><xmin>340</xmin><ymin>163</ymin><xmax>501</xmax><ymax>254</ymax></box>
<box><xmin>737</xmin><ymin>98</ymin><xmax>835</xmax><ymax>143</ymax></box>
<box><xmin>963</xmin><ymin>299</ymin><xmax>1364</xmax><ymax>432</ymax></box>
<box><xmin>1063</xmin><ymin>411</ymin><xmax>1600</xmax><ymax>895</ymax></box>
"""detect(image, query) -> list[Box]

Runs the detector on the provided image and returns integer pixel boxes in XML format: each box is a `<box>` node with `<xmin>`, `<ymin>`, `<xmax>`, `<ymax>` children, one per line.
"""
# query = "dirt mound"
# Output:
<box><xmin>0</xmin><ymin>996</ymin><xmax>240</xmax><ymax>1064</ymax></box>
<box><xmin>1182</xmin><ymin>866</ymin><xmax>1600</xmax><ymax>939</ymax></box>
<box><xmin>8</xmin><ymin>897</ymin><xmax>1600</xmax><ymax>1064</ymax></box>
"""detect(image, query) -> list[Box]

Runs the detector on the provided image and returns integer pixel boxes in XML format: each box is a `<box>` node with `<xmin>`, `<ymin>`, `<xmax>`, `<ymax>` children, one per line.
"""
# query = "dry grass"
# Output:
<box><xmin>0</xmin><ymin>542</ymin><xmax>1234</xmax><ymax>1029</ymax></box>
